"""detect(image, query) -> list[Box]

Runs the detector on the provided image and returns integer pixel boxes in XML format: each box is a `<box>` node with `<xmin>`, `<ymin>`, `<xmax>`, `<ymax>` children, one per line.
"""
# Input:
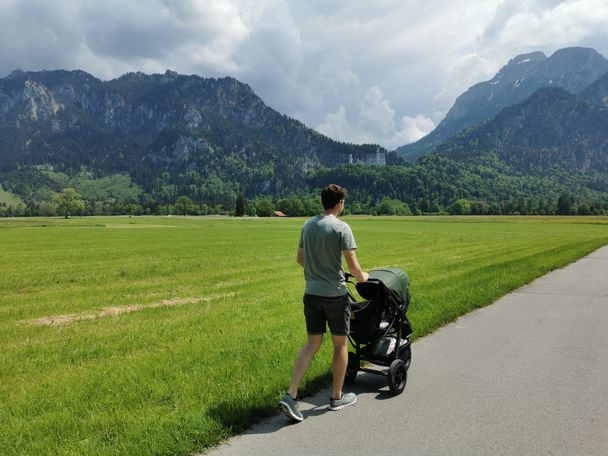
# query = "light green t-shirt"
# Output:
<box><xmin>298</xmin><ymin>214</ymin><xmax>357</xmax><ymax>297</ymax></box>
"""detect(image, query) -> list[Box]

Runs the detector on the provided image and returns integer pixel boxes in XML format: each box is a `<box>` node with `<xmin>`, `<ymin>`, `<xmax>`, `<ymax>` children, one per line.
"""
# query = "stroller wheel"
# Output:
<box><xmin>388</xmin><ymin>359</ymin><xmax>407</xmax><ymax>395</ymax></box>
<box><xmin>399</xmin><ymin>345</ymin><xmax>412</xmax><ymax>370</ymax></box>
<box><xmin>344</xmin><ymin>352</ymin><xmax>360</xmax><ymax>384</ymax></box>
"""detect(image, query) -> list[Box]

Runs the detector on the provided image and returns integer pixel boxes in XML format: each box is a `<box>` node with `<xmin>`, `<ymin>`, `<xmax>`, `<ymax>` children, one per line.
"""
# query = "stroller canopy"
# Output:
<box><xmin>356</xmin><ymin>268</ymin><xmax>409</xmax><ymax>302</ymax></box>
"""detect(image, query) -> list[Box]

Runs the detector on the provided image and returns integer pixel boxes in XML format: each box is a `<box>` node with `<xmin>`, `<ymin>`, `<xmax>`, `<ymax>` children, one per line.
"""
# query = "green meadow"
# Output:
<box><xmin>0</xmin><ymin>185</ymin><xmax>24</xmax><ymax>206</ymax></box>
<box><xmin>1</xmin><ymin>215</ymin><xmax>607</xmax><ymax>455</ymax></box>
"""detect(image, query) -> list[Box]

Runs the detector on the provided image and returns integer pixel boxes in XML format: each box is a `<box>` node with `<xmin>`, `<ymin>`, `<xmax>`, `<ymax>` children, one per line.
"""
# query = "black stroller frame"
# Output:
<box><xmin>344</xmin><ymin>269</ymin><xmax>412</xmax><ymax>395</ymax></box>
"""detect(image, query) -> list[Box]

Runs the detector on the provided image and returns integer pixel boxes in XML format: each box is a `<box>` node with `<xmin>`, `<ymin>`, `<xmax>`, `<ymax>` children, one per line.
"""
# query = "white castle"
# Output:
<box><xmin>348</xmin><ymin>147</ymin><xmax>386</xmax><ymax>166</ymax></box>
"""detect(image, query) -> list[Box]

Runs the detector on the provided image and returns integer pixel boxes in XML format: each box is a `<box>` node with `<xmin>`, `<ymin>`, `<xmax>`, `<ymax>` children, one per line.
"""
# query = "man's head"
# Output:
<box><xmin>321</xmin><ymin>184</ymin><xmax>348</xmax><ymax>210</ymax></box>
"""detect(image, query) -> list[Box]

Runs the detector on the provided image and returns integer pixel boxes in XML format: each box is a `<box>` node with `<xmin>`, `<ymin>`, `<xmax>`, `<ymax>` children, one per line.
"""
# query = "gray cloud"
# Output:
<box><xmin>1</xmin><ymin>0</ymin><xmax>607</xmax><ymax>150</ymax></box>
<box><xmin>79</xmin><ymin>2</ymin><xmax>196</xmax><ymax>60</ymax></box>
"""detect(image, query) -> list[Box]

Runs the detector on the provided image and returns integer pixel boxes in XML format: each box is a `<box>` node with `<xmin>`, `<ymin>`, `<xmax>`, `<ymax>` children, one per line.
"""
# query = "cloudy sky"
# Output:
<box><xmin>1</xmin><ymin>0</ymin><xmax>608</xmax><ymax>150</ymax></box>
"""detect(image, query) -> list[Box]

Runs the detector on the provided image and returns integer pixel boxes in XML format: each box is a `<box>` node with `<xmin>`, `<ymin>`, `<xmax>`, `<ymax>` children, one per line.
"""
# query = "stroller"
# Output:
<box><xmin>345</xmin><ymin>268</ymin><xmax>412</xmax><ymax>395</ymax></box>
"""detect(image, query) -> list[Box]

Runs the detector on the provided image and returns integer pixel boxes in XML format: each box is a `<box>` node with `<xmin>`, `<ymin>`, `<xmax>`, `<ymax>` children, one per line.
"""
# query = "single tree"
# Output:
<box><xmin>174</xmin><ymin>196</ymin><xmax>194</xmax><ymax>216</ymax></box>
<box><xmin>245</xmin><ymin>201</ymin><xmax>257</xmax><ymax>217</ymax></box>
<box><xmin>447</xmin><ymin>199</ymin><xmax>471</xmax><ymax>215</ymax></box>
<box><xmin>418</xmin><ymin>198</ymin><xmax>430</xmax><ymax>213</ymax></box>
<box><xmin>557</xmin><ymin>193</ymin><xmax>573</xmax><ymax>215</ymax></box>
<box><xmin>255</xmin><ymin>198</ymin><xmax>275</xmax><ymax>217</ymax></box>
<box><xmin>235</xmin><ymin>192</ymin><xmax>246</xmax><ymax>217</ymax></box>
<box><xmin>375</xmin><ymin>197</ymin><xmax>410</xmax><ymax>216</ymax></box>
<box><xmin>53</xmin><ymin>188</ymin><xmax>85</xmax><ymax>218</ymax></box>
<box><xmin>577</xmin><ymin>203</ymin><xmax>591</xmax><ymax>216</ymax></box>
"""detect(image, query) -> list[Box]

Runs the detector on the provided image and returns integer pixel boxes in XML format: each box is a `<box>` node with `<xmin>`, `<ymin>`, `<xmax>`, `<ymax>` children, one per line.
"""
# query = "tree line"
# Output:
<box><xmin>2</xmin><ymin>187</ymin><xmax>606</xmax><ymax>218</ymax></box>
<box><xmin>2</xmin><ymin>154</ymin><xmax>608</xmax><ymax>218</ymax></box>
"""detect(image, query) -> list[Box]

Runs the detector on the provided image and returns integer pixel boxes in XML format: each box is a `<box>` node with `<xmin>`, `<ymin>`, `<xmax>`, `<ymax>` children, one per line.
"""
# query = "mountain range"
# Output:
<box><xmin>1</xmin><ymin>46</ymin><xmax>608</xmax><ymax>215</ymax></box>
<box><xmin>396</xmin><ymin>47</ymin><xmax>608</xmax><ymax>161</ymax></box>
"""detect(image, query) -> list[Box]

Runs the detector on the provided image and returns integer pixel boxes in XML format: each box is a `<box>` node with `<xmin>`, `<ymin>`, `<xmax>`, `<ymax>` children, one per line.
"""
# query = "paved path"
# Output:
<box><xmin>203</xmin><ymin>246</ymin><xmax>608</xmax><ymax>456</ymax></box>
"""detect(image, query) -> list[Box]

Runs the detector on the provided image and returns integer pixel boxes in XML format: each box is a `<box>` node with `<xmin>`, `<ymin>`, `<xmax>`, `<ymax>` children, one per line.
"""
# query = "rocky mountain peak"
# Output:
<box><xmin>6</xmin><ymin>69</ymin><xmax>25</xmax><ymax>79</ymax></box>
<box><xmin>487</xmin><ymin>51</ymin><xmax>546</xmax><ymax>87</ymax></box>
<box><xmin>162</xmin><ymin>69</ymin><xmax>180</xmax><ymax>81</ymax></box>
<box><xmin>536</xmin><ymin>47</ymin><xmax>608</xmax><ymax>93</ymax></box>
<box><xmin>549</xmin><ymin>46</ymin><xmax>605</xmax><ymax>63</ymax></box>
<box><xmin>509</xmin><ymin>51</ymin><xmax>546</xmax><ymax>65</ymax></box>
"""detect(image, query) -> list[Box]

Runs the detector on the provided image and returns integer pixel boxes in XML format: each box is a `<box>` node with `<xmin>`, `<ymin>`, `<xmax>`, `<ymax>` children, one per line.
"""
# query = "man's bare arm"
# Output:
<box><xmin>343</xmin><ymin>249</ymin><xmax>369</xmax><ymax>282</ymax></box>
<box><xmin>297</xmin><ymin>247</ymin><xmax>305</xmax><ymax>267</ymax></box>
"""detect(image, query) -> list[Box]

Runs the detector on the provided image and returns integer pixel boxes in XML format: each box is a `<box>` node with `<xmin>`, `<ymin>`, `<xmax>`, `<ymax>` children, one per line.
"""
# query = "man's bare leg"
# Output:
<box><xmin>288</xmin><ymin>334</ymin><xmax>323</xmax><ymax>398</ymax></box>
<box><xmin>330</xmin><ymin>334</ymin><xmax>348</xmax><ymax>399</ymax></box>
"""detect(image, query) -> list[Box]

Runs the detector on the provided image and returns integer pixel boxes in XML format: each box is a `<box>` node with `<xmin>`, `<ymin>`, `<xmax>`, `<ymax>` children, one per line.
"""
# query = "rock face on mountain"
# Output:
<box><xmin>396</xmin><ymin>47</ymin><xmax>608</xmax><ymax>160</ymax></box>
<box><xmin>0</xmin><ymin>69</ymin><xmax>379</xmax><ymax>195</ymax></box>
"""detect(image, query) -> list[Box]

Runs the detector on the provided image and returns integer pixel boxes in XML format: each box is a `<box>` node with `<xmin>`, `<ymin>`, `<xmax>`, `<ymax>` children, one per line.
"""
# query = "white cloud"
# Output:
<box><xmin>0</xmin><ymin>0</ymin><xmax>255</xmax><ymax>79</ymax></box>
<box><xmin>391</xmin><ymin>115</ymin><xmax>436</xmax><ymax>147</ymax></box>
<box><xmin>318</xmin><ymin>86</ymin><xmax>435</xmax><ymax>148</ymax></box>
<box><xmin>493</xmin><ymin>0</ymin><xmax>608</xmax><ymax>46</ymax></box>
<box><xmin>358</xmin><ymin>86</ymin><xmax>396</xmax><ymax>136</ymax></box>
<box><xmin>317</xmin><ymin>105</ymin><xmax>350</xmax><ymax>141</ymax></box>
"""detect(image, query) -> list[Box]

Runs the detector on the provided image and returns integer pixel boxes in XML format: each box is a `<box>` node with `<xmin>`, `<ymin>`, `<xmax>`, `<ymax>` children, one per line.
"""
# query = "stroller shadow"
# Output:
<box><xmin>348</xmin><ymin>369</ymin><xmax>397</xmax><ymax>401</ymax></box>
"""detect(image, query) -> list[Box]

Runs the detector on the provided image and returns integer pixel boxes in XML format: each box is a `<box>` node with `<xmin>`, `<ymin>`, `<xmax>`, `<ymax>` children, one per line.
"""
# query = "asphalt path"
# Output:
<box><xmin>202</xmin><ymin>246</ymin><xmax>608</xmax><ymax>456</ymax></box>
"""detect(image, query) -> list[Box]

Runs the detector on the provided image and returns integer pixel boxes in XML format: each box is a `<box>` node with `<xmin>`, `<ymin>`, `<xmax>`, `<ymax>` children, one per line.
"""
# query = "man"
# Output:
<box><xmin>280</xmin><ymin>184</ymin><xmax>369</xmax><ymax>422</ymax></box>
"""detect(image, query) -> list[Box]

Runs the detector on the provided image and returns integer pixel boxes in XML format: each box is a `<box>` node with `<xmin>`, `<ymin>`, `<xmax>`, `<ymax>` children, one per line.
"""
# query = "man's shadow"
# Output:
<box><xmin>208</xmin><ymin>370</ymin><xmax>401</xmax><ymax>437</ymax></box>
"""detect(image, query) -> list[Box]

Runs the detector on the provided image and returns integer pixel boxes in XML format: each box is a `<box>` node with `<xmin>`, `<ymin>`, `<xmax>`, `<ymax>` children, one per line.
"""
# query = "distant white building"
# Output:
<box><xmin>348</xmin><ymin>147</ymin><xmax>386</xmax><ymax>166</ymax></box>
<box><xmin>364</xmin><ymin>147</ymin><xmax>386</xmax><ymax>166</ymax></box>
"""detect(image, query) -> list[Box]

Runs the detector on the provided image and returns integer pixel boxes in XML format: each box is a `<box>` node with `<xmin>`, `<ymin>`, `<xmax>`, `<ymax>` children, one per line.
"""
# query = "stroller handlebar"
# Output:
<box><xmin>345</xmin><ymin>272</ymin><xmax>380</xmax><ymax>285</ymax></box>
<box><xmin>346</xmin><ymin>272</ymin><xmax>380</xmax><ymax>281</ymax></box>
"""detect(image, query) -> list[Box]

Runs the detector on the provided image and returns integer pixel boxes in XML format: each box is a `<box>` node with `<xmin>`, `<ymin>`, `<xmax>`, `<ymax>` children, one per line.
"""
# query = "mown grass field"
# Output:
<box><xmin>1</xmin><ymin>215</ymin><xmax>607</xmax><ymax>455</ymax></box>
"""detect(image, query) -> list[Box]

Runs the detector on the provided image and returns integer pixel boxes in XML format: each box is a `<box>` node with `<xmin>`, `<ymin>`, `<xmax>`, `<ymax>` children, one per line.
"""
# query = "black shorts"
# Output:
<box><xmin>303</xmin><ymin>294</ymin><xmax>351</xmax><ymax>336</ymax></box>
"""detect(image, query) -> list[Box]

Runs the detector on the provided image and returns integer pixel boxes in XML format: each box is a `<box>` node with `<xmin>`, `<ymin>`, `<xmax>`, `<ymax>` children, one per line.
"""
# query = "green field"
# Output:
<box><xmin>1</xmin><ymin>215</ymin><xmax>607</xmax><ymax>455</ymax></box>
<box><xmin>0</xmin><ymin>185</ymin><xmax>24</xmax><ymax>206</ymax></box>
